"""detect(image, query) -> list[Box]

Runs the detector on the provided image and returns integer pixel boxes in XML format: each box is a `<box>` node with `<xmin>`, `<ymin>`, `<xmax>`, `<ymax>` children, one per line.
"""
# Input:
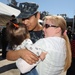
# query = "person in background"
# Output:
<box><xmin>6</xmin><ymin>2</ymin><xmax>44</xmax><ymax>75</ymax></box>
<box><xmin>1</xmin><ymin>23</ymin><xmax>9</xmax><ymax>59</ymax></box>
<box><xmin>66</xmin><ymin>32</ymin><xmax>75</xmax><ymax>75</ymax></box>
<box><xmin>67</xmin><ymin>26</ymin><xmax>72</xmax><ymax>41</ymax></box>
<box><xmin>10</xmin><ymin>15</ymin><xmax>17</xmax><ymax>23</ymax></box>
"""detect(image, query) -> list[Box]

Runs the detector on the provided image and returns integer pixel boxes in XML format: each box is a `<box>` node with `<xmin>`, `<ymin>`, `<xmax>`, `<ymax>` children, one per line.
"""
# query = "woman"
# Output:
<box><xmin>27</xmin><ymin>15</ymin><xmax>72</xmax><ymax>75</ymax></box>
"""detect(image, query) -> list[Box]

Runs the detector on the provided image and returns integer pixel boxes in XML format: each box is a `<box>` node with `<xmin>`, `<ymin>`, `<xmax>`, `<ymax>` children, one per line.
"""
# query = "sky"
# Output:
<box><xmin>0</xmin><ymin>0</ymin><xmax>75</xmax><ymax>18</ymax></box>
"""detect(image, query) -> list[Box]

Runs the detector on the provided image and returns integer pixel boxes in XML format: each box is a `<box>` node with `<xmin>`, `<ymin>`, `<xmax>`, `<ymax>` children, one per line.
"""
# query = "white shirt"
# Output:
<box><xmin>32</xmin><ymin>37</ymin><xmax>66</xmax><ymax>75</ymax></box>
<box><xmin>14</xmin><ymin>39</ymin><xmax>42</xmax><ymax>74</ymax></box>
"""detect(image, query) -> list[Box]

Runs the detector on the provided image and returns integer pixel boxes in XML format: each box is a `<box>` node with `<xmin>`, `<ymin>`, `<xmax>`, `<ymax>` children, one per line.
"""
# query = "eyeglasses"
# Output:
<box><xmin>44</xmin><ymin>24</ymin><xmax>59</xmax><ymax>29</ymax></box>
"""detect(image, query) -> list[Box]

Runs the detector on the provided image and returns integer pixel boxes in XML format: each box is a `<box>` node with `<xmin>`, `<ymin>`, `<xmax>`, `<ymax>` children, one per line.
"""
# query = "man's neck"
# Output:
<box><xmin>33</xmin><ymin>24</ymin><xmax>43</xmax><ymax>31</ymax></box>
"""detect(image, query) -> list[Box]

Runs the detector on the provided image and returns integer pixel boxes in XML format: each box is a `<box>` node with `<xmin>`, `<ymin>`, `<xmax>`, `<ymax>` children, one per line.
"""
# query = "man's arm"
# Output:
<box><xmin>6</xmin><ymin>49</ymin><xmax>39</xmax><ymax>64</ymax></box>
<box><xmin>6</xmin><ymin>50</ymin><xmax>20</xmax><ymax>61</ymax></box>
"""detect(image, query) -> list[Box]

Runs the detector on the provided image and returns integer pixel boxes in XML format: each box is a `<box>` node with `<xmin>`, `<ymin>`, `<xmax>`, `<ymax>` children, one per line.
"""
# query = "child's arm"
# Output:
<box><xmin>25</xmin><ymin>44</ymin><xmax>47</xmax><ymax>61</ymax></box>
<box><xmin>40</xmin><ymin>52</ymin><xmax>47</xmax><ymax>61</ymax></box>
<box><xmin>25</xmin><ymin>44</ymin><xmax>42</xmax><ymax>56</ymax></box>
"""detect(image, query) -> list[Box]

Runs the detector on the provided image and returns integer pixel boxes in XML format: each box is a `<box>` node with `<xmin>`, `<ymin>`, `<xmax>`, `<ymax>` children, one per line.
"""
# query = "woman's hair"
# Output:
<box><xmin>6</xmin><ymin>22</ymin><xmax>29</xmax><ymax>46</ymax></box>
<box><xmin>43</xmin><ymin>15</ymin><xmax>72</xmax><ymax>71</ymax></box>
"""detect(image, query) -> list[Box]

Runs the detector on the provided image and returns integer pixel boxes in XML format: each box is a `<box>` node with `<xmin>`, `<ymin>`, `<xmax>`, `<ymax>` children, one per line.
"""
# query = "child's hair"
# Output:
<box><xmin>43</xmin><ymin>15</ymin><xmax>72</xmax><ymax>71</ymax></box>
<box><xmin>6</xmin><ymin>22</ymin><xmax>29</xmax><ymax>46</ymax></box>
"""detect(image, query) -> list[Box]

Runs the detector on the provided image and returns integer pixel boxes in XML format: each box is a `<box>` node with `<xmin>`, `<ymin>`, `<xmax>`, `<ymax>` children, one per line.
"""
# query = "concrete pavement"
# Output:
<box><xmin>0</xmin><ymin>52</ymin><xmax>20</xmax><ymax>75</ymax></box>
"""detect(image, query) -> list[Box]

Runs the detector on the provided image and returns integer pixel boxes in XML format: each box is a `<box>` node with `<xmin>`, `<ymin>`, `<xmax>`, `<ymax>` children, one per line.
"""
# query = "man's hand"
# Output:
<box><xmin>18</xmin><ymin>49</ymin><xmax>39</xmax><ymax>64</ymax></box>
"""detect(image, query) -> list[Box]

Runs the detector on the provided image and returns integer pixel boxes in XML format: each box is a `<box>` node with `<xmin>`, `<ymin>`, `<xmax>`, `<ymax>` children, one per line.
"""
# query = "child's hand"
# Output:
<box><xmin>40</xmin><ymin>52</ymin><xmax>47</xmax><ymax>61</ymax></box>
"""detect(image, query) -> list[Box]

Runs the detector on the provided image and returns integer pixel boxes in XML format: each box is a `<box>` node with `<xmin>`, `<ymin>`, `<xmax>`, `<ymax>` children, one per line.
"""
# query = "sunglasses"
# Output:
<box><xmin>44</xmin><ymin>24</ymin><xmax>59</xmax><ymax>29</ymax></box>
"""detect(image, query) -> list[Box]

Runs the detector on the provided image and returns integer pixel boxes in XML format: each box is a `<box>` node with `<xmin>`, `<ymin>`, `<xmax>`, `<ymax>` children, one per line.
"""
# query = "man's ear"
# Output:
<box><xmin>37</xmin><ymin>12</ymin><xmax>40</xmax><ymax>19</ymax></box>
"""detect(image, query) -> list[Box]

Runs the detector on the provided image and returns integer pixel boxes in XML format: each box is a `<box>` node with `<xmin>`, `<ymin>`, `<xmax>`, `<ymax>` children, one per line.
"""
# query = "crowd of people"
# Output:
<box><xmin>1</xmin><ymin>1</ymin><xmax>75</xmax><ymax>75</ymax></box>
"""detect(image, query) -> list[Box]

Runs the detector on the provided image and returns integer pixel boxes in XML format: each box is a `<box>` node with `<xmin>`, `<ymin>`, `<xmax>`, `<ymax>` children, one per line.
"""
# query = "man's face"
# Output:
<box><xmin>22</xmin><ymin>14</ymin><xmax>38</xmax><ymax>31</ymax></box>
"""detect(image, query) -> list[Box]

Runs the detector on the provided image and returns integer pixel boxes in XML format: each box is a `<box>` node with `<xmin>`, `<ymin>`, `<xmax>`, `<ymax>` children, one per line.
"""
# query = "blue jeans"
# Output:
<box><xmin>21</xmin><ymin>67</ymin><xmax>38</xmax><ymax>75</ymax></box>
